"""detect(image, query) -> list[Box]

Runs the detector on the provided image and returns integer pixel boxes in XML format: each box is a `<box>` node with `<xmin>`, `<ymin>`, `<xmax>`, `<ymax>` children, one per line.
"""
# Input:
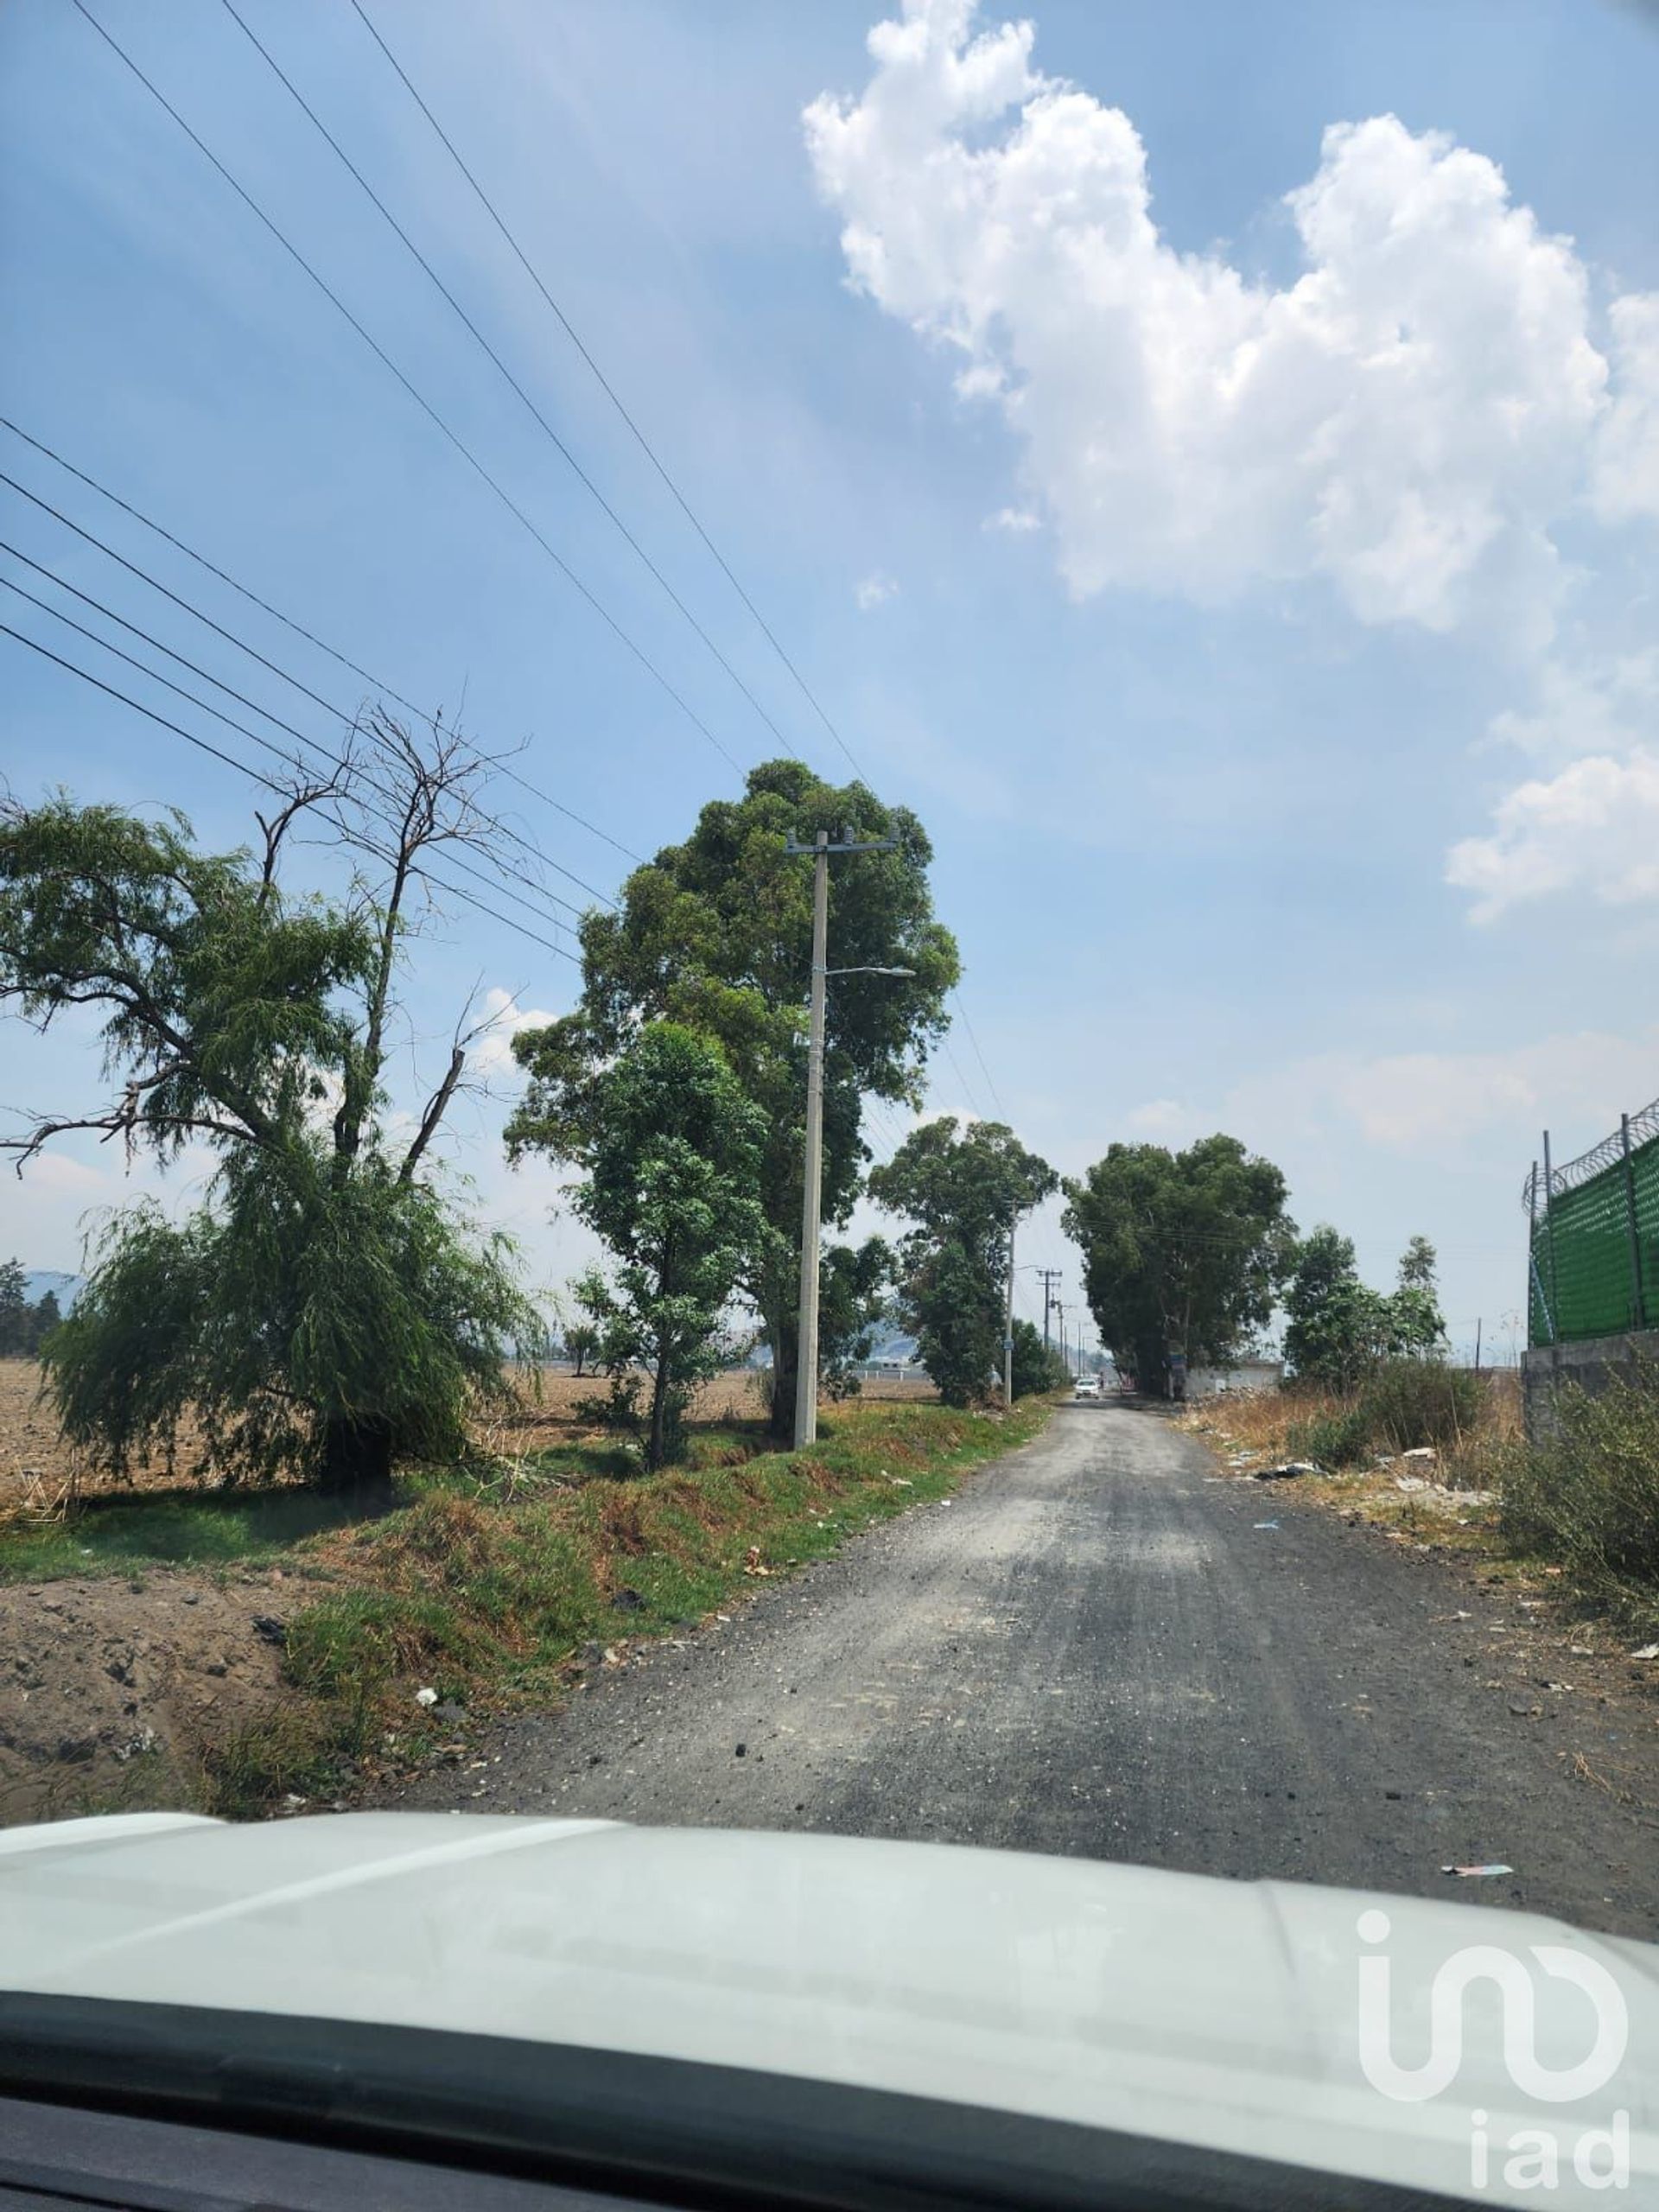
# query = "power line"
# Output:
<box><xmin>219</xmin><ymin>0</ymin><xmax>810</xmax><ymax>772</ymax></box>
<box><xmin>346</xmin><ymin>0</ymin><xmax>867</xmax><ymax>784</ymax></box>
<box><xmin>0</xmin><ymin>567</ymin><xmax>584</xmax><ymax>940</ymax></box>
<box><xmin>0</xmin><ymin>413</ymin><xmax>645</xmax><ymax>868</ymax></box>
<box><xmin>60</xmin><ymin>10</ymin><xmax>1024</xmax><ymax>1153</ymax></box>
<box><xmin>344</xmin><ymin>5</ymin><xmax>1026</xmax><ymax>1153</ymax></box>
<box><xmin>0</xmin><ymin>617</ymin><xmax>579</xmax><ymax>964</ymax></box>
<box><xmin>0</xmin><ymin>546</ymin><xmax>587</xmax><ymax>931</ymax></box>
<box><xmin>68</xmin><ymin>0</ymin><xmax>747</xmax><ymax>778</ymax></box>
<box><xmin>0</xmin><ymin>471</ymin><xmax>611</xmax><ymax>917</ymax></box>
<box><xmin>938</xmin><ymin>1035</ymin><xmax>985</xmax><ymax>1119</ymax></box>
<box><xmin>952</xmin><ymin>991</ymin><xmax>1007</xmax><ymax>1119</ymax></box>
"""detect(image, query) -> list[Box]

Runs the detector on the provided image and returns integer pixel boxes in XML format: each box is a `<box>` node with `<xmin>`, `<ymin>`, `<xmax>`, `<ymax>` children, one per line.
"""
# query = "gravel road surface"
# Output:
<box><xmin>391</xmin><ymin>1404</ymin><xmax>1659</xmax><ymax>1936</ymax></box>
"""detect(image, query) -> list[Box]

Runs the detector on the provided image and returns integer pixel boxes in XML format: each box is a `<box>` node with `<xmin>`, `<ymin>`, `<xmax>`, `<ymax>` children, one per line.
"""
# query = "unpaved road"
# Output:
<box><xmin>391</xmin><ymin>1405</ymin><xmax>1659</xmax><ymax>1936</ymax></box>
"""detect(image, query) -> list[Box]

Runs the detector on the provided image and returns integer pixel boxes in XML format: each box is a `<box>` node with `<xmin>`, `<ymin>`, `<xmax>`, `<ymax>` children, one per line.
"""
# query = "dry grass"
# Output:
<box><xmin>0</xmin><ymin>1358</ymin><xmax>939</xmax><ymax>1503</ymax></box>
<box><xmin>1179</xmin><ymin>1376</ymin><xmax>1519</xmax><ymax>1556</ymax></box>
<box><xmin>1183</xmin><ymin>1371</ymin><xmax>1519</xmax><ymax>1473</ymax></box>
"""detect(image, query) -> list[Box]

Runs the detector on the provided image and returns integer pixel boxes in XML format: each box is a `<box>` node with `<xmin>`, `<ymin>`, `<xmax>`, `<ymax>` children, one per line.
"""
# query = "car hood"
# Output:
<box><xmin>1</xmin><ymin>1812</ymin><xmax>1655</xmax><ymax>2207</ymax></box>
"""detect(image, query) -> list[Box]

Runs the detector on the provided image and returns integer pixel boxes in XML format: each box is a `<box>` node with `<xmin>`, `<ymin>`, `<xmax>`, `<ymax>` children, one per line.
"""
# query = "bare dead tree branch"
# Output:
<box><xmin>252</xmin><ymin>757</ymin><xmax>357</xmax><ymax>901</ymax></box>
<box><xmin>399</xmin><ymin>1046</ymin><xmax>465</xmax><ymax>1184</ymax></box>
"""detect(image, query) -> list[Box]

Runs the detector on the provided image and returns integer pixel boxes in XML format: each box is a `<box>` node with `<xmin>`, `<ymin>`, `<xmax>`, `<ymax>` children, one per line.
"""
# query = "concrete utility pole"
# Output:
<box><xmin>786</xmin><ymin>824</ymin><xmax>901</xmax><ymax>1451</ymax></box>
<box><xmin>1003</xmin><ymin>1217</ymin><xmax>1015</xmax><ymax>1406</ymax></box>
<box><xmin>1036</xmin><ymin>1267</ymin><xmax>1062</xmax><ymax>1352</ymax></box>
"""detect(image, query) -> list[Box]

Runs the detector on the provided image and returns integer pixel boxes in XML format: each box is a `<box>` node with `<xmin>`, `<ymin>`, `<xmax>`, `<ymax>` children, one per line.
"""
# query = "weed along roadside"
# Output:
<box><xmin>1180</xmin><ymin>1375</ymin><xmax>1659</xmax><ymax>1695</ymax></box>
<box><xmin>0</xmin><ymin>1395</ymin><xmax>1055</xmax><ymax>1825</ymax></box>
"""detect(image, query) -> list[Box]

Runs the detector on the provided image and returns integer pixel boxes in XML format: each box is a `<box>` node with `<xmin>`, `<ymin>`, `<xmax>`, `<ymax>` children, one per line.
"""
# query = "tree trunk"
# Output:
<box><xmin>766</xmin><ymin>1313</ymin><xmax>798</xmax><ymax>1442</ymax></box>
<box><xmin>647</xmin><ymin>1344</ymin><xmax>672</xmax><ymax>1471</ymax></box>
<box><xmin>317</xmin><ymin>1415</ymin><xmax>396</xmax><ymax>1512</ymax></box>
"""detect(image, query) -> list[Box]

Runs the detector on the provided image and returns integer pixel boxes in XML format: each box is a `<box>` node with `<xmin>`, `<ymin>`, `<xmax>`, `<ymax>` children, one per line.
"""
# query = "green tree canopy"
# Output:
<box><xmin>817</xmin><ymin>1236</ymin><xmax>894</xmax><ymax>1399</ymax></box>
<box><xmin>25</xmin><ymin>1287</ymin><xmax>61</xmax><ymax>1354</ymax></box>
<box><xmin>1283</xmin><ymin>1227</ymin><xmax>1447</xmax><ymax>1385</ymax></box>
<box><xmin>506</xmin><ymin>758</ymin><xmax>959</xmax><ymax>1433</ymax></box>
<box><xmin>1390</xmin><ymin>1236</ymin><xmax>1447</xmax><ymax>1359</ymax></box>
<box><xmin>0</xmin><ymin>1261</ymin><xmax>27</xmax><ymax>1357</ymax></box>
<box><xmin>1010</xmin><ymin>1316</ymin><xmax>1066</xmax><ymax>1399</ymax></box>
<box><xmin>1063</xmin><ymin>1135</ymin><xmax>1294</xmax><ymax>1389</ymax></box>
<box><xmin>1399</xmin><ymin>1234</ymin><xmax>1438</xmax><ymax>1290</ymax></box>
<box><xmin>0</xmin><ymin>730</ymin><xmax>534</xmax><ymax>1499</ymax></box>
<box><xmin>563</xmin><ymin>1319</ymin><xmax>601</xmax><ymax>1380</ymax></box>
<box><xmin>1282</xmin><ymin>1226</ymin><xmax>1378</xmax><ymax>1389</ymax></box>
<box><xmin>0</xmin><ymin>1264</ymin><xmax>67</xmax><ymax>1357</ymax></box>
<box><xmin>869</xmin><ymin>1117</ymin><xmax>1057</xmax><ymax>1407</ymax></box>
<box><xmin>568</xmin><ymin>1023</ymin><xmax>766</xmax><ymax>1469</ymax></box>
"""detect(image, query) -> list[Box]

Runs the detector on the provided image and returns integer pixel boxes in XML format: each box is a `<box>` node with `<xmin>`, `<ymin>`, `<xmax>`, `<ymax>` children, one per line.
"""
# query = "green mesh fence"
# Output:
<box><xmin>1527</xmin><ymin>1102</ymin><xmax>1659</xmax><ymax>1345</ymax></box>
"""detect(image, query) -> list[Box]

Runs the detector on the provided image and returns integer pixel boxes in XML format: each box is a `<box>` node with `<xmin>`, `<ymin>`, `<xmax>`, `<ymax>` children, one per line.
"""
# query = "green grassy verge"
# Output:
<box><xmin>6</xmin><ymin>1397</ymin><xmax>1053</xmax><ymax>1817</ymax></box>
<box><xmin>0</xmin><ymin>1485</ymin><xmax>364</xmax><ymax>1585</ymax></box>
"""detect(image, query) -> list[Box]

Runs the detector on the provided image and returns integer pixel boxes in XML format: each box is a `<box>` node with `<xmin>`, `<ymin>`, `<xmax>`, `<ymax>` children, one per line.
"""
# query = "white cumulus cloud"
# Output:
<box><xmin>1181</xmin><ymin>1029</ymin><xmax>1659</xmax><ymax>1155</ymax></box>
<box><xmin>1591</xmin><ymin>295</ymin><xmax>1659</xmax><ymax>524</ymax></box>
<box><xmin>805</xmin><ymin>0</ymin><xmax>1659</xmax><ymax>648</ymax></box>
<box><xmin>1446</xmin><ymin>751</ymin><xmax>1659</xmax><ymax>921</ymax></box>
<box><xmin>473</xmin><ymin>985</ymin><xmax>557</xmax><ymax>1077</ymax></box>
<box><xmin>855</xmin><ymin>569</ymin><xmax>900</xmax><ymax>610</ymax></box>
<box><xmin>1483</xmin><ymin>652</ymin><xmax>1659</xmax><ymax>762</ymax></box>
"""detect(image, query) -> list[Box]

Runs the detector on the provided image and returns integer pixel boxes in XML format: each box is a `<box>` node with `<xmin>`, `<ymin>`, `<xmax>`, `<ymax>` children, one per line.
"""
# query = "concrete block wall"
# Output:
<box><xmin>1522</xmin><ymin>1327</ymin><xmax>1659</xmax><ymax>1440</ymax></box>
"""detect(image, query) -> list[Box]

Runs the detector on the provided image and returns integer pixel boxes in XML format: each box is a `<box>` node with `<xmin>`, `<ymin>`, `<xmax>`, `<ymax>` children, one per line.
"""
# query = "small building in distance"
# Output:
<box><xmin>1185</xmin><ymin>1357</ymin><xmax>1284</xmax><ymax>1399</ymax></box>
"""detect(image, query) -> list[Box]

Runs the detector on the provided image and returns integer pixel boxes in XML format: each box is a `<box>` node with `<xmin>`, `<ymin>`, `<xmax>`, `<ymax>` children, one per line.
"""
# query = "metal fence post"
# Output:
<box><xmin>1621</xmin><ymin>1112</ymin><xmax>1646</xmax><ymax>1330</ymax></box>
<box><xmin>1541</xmin><ymin>1130</ymin><xmax>1560</xmax><ymax>1338</ymax></box>
<box><xmin>1527</xmin><ymin>1160</ymin><xmax>1550</xmax><ymax>1347</ymax></box>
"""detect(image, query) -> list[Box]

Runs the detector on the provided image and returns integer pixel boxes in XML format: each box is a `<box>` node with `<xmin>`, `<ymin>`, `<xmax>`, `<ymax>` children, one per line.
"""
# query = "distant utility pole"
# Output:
<box><xmin>1054</xmin><ymin>1298</ymin><xmax>1066</xmax><ymax>1375</ymax></box>
<box><xmin>786</xmin><ymin>824</ymin><xmax>900</xmax><ymax>1451</ymax></box>
<box><xmin>1036</xmin><ymin>1267</ymin><xmax>1062</xmax><ymax>1352</ymax></box>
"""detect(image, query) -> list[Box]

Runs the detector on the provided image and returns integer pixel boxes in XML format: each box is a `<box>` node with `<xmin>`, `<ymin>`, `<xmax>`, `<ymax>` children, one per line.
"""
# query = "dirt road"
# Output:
<box><xmin>391</xmin><ymin>1404</ymin><xmax>1659</xmax><ymax>1937</ymax></box>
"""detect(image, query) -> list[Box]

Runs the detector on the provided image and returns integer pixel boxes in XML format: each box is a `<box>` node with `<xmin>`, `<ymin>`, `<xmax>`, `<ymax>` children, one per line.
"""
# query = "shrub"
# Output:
<box><xmin>1283</xmin><ymin>1360</ymin><xmax>1483</xmax><ymax>1469</ymax></box>
<box><xmin>1287</xmin><ymin>1405</ymin><xmax>1374</xmax><ymax>1469</ymax></box>
<box><xmin>1357</xmin><ymin>1359</ymin><xmax>1482</xmax><ymax>1456</ymax></box>
<box><xmin>1499</xmin><ymin>1373</ymin><xmax>1659</xmax><ymax>1599</ymax></box>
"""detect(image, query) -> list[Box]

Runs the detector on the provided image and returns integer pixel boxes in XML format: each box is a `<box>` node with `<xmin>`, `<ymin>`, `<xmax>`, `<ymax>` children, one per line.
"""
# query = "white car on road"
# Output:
<box><xmin>1073</xmin><ymin>1373</ymin><xmax>1102</xmax><ymax>1399</ymax></box>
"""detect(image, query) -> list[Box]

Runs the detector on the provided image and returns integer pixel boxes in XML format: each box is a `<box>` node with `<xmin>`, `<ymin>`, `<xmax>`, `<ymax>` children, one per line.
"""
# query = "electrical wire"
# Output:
<box><xmin>219</xmin><ymin>0</ymin><xmax>810</xmax><ymax>772</ymax></box>
<box><xmin>0</xmin><ymin>554</ymin><xmax>588</xmax><ymax>937</ymax></box>
<box><xmin>951</xmin><ymin>991</ymin><xmax>1007</xmax><ymax>1119</ymax></box>
<box><xmin>938</xmin><ymin>1035</ymin><xmax>986</xmax><ymax>1120</ymax></box>
<box><xmin>0</xmin><ymin>569</ymin><xmax>585</xmax><ymax>944</ymax></box>
<box><xmin>0</xmin><ymin>414</ymin><xmax>645</xmax><ymax>868</ymax></box>
<box><xmin>54</xmin><ymin>10</ymin><xmax>1027</xmax><ymax>1158</ymax></box>
<box><xmin>0</xmin><ymin>617</ymin><xmax>580</xmax><ymax>964</ymax></box>
<box><xmin>68</xmin><ymin>0</ymin><xmax>747</xmax><ymax>778</ymax></box>
<box><xmin>346</xmin><ymin>3</ymin><xmax>1026</xmax><ymax>1147</ymax></box>
<box><xmin>346</xmin><ymin>0</ymin><xmax>867</xmax><ymax>784</ymax></box>
<box><xmin>0</xmin><ymin>474</ymin><xmax>613</xmax><ymax>915</ymax></box>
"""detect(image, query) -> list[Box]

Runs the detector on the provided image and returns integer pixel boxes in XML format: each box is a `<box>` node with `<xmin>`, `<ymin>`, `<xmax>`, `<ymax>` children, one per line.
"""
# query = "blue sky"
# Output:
<box><xmin>6</xmin><ymin>0</ymin><xmax>1659</xmax><ymax>1363</ymax></box>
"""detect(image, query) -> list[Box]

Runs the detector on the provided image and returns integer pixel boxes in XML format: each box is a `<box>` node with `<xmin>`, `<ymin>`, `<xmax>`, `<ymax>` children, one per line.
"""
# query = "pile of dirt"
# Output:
<box><xmin>0</xmin><ymin>1568</ymin><xmax>296</xmax><ymax>1824</ymax></box>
